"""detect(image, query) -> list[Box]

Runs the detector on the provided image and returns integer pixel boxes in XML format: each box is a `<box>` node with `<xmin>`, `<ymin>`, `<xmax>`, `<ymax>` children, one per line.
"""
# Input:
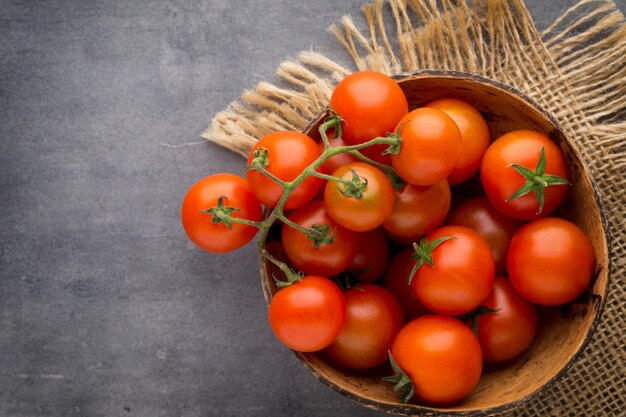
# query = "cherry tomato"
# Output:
<box><xmin>383</xmin><ymin>179</ymin><xmax>450</xmax><ymax>244</ymax></box>
<box><xmin>508</xmin><ymin>217</ymin><xmax>595</xmax><ymax>306</ymax></box>
<box><xmin>426</xmin><ymin>98</ymin><xmax>490</xmax><ymax>185</ymax></box>
<box><xmin>392</xmin><ymin>108</ymin><xmax>462</xmax><ymax>186</ymax></box>
<box><xmin>389</xmin><ymin>315</ymin><xmax>482</xmax><ymax>405</ymax></box>
<box><xmin>325</xmin><ymin>284</ymin><xmax>404</xmax><ymax>369</ymax></box>
<box><xmin>382</xmin><ymin>248</ymin><xmax>429</xmax><ymax>320</ymax></box>
<box><xmin>411</xmin><ymin>225</ymin><xmax>495</xmax><ymax>315</ymax></box>
<box><xmin>317</xmin><ymin>137</ymin><xmax>357</xmax><ymax>174</ymax></box>
<box><xmin>324</xmin><ymin>162</ymin><xmax>395</xmax><ymax>232</ymax></box>
<box><xmin>181</xmin><ymin>174</ymin><xmax>262</xmax><ymax>253</ymax></box>
<box><xmin>246</xmin><ymin>131</ymin><xmax>324</xmax><ymax>210</ymax></box>
<box><xmin>269</xmin><ymin>276</ymin><xmax>346</xmax><ymax>352</ymax></box>
<box><xmin>346</xmin><ymin>228</ymin><xmax>389</xmax><ymax>283</ymax></box>
<box><xmin>330</xmin><ymin>71</ymin><xmax>408</xmax><ymax>146</ymax></box>
<box><xmin>281</xmin><ymin>200</ymin><xmax>358</xmax><ymax>276</ymax></box>
<box><xmin>474</xmin><ymin>276</ymin><xmax>538</xmax><ymax>362</ymax></box>
<box><xmin>480</xmin><ymin>130</ymin><xmax>569</xmax><ymax>221</ymax></box>
<box><xmin>448</xmin><ymin>196</ymin><xmax>522</xmax><ymax>275</ymax></box>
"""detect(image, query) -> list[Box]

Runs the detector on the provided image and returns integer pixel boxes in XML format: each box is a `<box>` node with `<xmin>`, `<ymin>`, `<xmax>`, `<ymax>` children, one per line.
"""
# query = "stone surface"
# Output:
<box><xmin>0</xmin><ymin>1</ymin><xmax>623</xmax><ymax>416</ymax></box>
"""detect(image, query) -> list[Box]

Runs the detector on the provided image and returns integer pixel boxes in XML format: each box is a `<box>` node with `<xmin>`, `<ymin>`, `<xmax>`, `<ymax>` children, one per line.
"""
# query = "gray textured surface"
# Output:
<box><xmin>0</xmin><ymin>1</ymin><xmax>623</xmax><ymax>416</ymax></box>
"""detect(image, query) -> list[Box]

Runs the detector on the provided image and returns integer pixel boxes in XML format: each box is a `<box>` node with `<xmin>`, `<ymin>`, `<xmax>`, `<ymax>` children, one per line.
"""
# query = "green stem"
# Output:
<box><xmin>259</xmin><ymin>248</ymin><xmax>300</xmax><ymax>284</ymax></box>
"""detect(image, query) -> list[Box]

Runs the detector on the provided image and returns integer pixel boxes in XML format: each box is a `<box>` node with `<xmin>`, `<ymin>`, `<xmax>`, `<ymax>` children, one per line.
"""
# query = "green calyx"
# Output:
<box><xmin>382</xmin><ymin>352</ymin><xmax>415</xmax><ymax>403</ymax></box>
<box><xmin>246</xmin><ymin>147</ymin><xmax>270</xmax><ymax>171</ymax></box>
<box><xmin>306</xmin><ymin>223</ymin><xmax>336</xmax><ymax>249</ymax></box>
<box><xmin>381</xmin><ymin>121</ymin><xmax>406</xmax><ymax>157</ymax></box>
<box><xmin>319</xmin><ymin>110</ymin><xmax>344</xmax><ymax>147</ymax></box>
<box><xmin>202</xmin><ymin>196</ymin><xmax>241</xmax><ymax>230</ymax></box>
<box><xmin>337</xmin><ymin>169</ymin><xmax>368</xmax><ymax>199</ymax></box>
<box><xmin>507</xmin><ymin>146</ymin><xmax>570</xmax><ymax>214</ymax></box>
<box><xmin>408</xmin><ymin>235</ymin><xmax>457</xmax><ymax>285</ymax></box>
<box><xmin>458</xmin><ymin>305</ymin><xmax>502</xmax><ymax>335</ymax></box>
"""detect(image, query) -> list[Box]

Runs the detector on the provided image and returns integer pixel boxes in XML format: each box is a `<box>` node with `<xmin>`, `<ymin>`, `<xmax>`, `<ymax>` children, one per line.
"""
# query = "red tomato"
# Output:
<box><xmin>474</xmin><ymin>276</ymin><xmax>538</xmax><ymax>362</ymax></box>
<box><xmin>281</xmin><ymin>200</ymin><xmax>358</xmax><ymax>276</ymax></box>
<box><xmin>269</xmin><ymin>276</ymin><xmax>346</xmax><ymax>352</ymax></box>
<box><xmin>317</xmin><ymin>137</ymin><xmax>357</xmax><ymax>174</ymax></box>
<box><xmin>389</xmin><ymin>315</ymin><xmax>482</xmax><ymax>405</ymax></box>
<box><xmin>383</xmin><ymin>179</ymin><xmax>450</xmax><ymax>244</ymax></box>
<box><xmin>324</xmin><ymin>162</ymin><xmax>395</xmax><ymax>232</ymax></box>
<box><xmin>480</xmin><ymin>130</ymin><xmax>569</xmax><ymax>221</ymax></box>
<box><xmin>448</xmin><ymin>196</ymin><xmax>522</xmax><ymax>275</ymax></box>
<box><xmin>507</xmin><ymin>217</ymin><xmax>595</xmax><ymax>306</ymax></box>
<box><xmin>325</xmin><ymin>284</ymin><xmax>404</xmax><ymax>369</ymax></box>
<box><xmin>411</xmin><ymin>225</ymin><xmax>495</xmax><ymax>315</ymax></box>
<box><xmin>181</xmin><ymin>174</ymin><xmax>262</xmax><ymax>253</ymax></box>
<box><xmin>347</xmin><ymin>228</ymin><xmax>389</xmax><ymax>283</ymax></box>
<box><xmin>246</xmin><ymin>131</ymin><xmax>324</xmax><ymax>210</ymax></box>
<box><xmin>330</xmin><ymin>71</ymin><xmax>408</xmax><ymax>146</ymax></box>
<box><xmin>392</xmin><ymin>108</ymin><xmax>462</xmax><ymax>186</ymax></box>
<box><xmin>426</xmin><ymin>98</ymin><xmax>490</xmax><ymax>185</ymax></box>
<box><xmin>382</xmin><ymin>248</ymin><xmax>429</xmax><ymax>320</ymax></box>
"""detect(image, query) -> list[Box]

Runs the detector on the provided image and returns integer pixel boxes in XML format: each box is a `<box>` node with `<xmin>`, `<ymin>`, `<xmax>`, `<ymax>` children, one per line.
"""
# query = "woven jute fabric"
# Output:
<box><xmin>203</xmin><ymin>0</ymin><xmax>626</xmax><ymax>415</ymax></box>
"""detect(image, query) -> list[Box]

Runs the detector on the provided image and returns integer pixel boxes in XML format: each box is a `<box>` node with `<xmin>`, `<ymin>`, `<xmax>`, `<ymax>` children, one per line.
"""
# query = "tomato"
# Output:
<box><xmin>346</xmin><ymin>228</ymin><xmax>389</xmax><ymax>283</ymax></box>
<box><xmin>181</xmin><ymin>173</ymin><xmax>262</xmax><ymax>253</ymax></box>
<box><xmin>324</xmin><ymin>162</ymin><xmax>395</xmax><ymax>232</ymax></box>
<box><xmin>474</xmin><ymin>276</ymin><xmax>538</xmax><ymax>362</ymax></box>
<box><xmin>281</xmin><ymin>200</ymin><xmax>358</xmax><ymax>276</ymax></box>
<box><xmin>448</xmin><ymin>196</ymin><xmax>522</xmax><ymax>275</ymax></box>
<box><xmin>389</xmin><ymin>315</ymin><xmax>482</xmax><ymax>405</ymax></box>
<box><xmin>325</xmin><ymin>284</ymin><xmax>404</xmax><ymax>369</ymax></box>
<box><xmin>426</xmin><ymin>98</ymin><xmax>490</xmax><ymax>185</ymax></box>
<box><xmin>391</xmin><ymin>107</ymin><xmax>462</xmax><ymax>186</ymax></box>
<box><xmin>383</xmin><ymin>179</ymin><xmax>450</xmax><ymax>244</ymax></box>
<box><xmin>317</xmin><ymin>136</ymin><xmax>357</xmax><ymax>174</ymax></box>
<box><xmin>382</xmin><ymin>248</ymin><xmax>429</xmax><ymax>320</ymax></box>
<box><xmin>269</xmin><ymin>276</ymin><xmax>346</xmax><ymax>352</ymax></box>
<box><xmin>507</xmin><ymin>217</ymin><xmax>595</xmax><ymax>306</ymax></box>
<box><xmin>410</xmin><ymin>225</ymin><xmax>495</xmax><ymax>315</ymax></box>
<box><xmin>480</xmin><ymin>130</ymin><xmax>569</xmax><ymax>221</ymax></box>
<box><xmin>330</xmin><ymin>71</ymin><xmax>408</xmax><ymax>146</ymax></box>
<box><xmin>246</xmin><ymin>131</ymin><xmax>324</xmax><ymax>210</ymax></box>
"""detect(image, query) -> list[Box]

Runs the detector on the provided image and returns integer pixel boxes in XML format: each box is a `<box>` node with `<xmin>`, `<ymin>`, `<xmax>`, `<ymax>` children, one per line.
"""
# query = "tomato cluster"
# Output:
<box><xmin>181</xmin><ymin>71</ymin><xmax>596</xmax><ymax>406</ymax></box>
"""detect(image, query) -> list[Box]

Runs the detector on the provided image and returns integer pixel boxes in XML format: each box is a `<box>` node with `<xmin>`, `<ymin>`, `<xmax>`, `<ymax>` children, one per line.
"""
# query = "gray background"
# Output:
<box><xmin>1</xmin><ymin>1</ymin><xmax>623</xmax><ymax>416</ymax></box>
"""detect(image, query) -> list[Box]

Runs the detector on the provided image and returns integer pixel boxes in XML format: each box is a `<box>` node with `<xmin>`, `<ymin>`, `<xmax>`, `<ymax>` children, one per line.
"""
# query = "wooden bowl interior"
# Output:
<box><xmin>260</xmin><ymin>72</ymin><xmax>609</xmax><ymax>415</ymax></box>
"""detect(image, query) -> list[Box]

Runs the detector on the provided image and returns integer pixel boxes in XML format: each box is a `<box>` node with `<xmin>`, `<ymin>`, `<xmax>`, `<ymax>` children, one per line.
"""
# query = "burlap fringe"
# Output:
<box><xmin>203</xmin><ymin>0</ymin><xmax>625</xmax><ymax>415</ymax></box>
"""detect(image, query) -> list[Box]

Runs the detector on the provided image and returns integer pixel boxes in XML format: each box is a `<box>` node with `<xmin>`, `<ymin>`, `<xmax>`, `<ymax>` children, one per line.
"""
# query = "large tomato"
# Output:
<box><xmin>325</xmin><ymin>284</ymin><xmax>404</xmax><ymax>369</ymax></box>
<box><xmin>346</xmin><ymin>228</ymin><xmax>390</xmax><ymax>283</ymax></box>
<box><xmin>480</xmin><ymin>130</ymin><xmax>569</xmax><ymax>221</ymax></box>
<box><xmin>507</xmin><ymin>217</ymin><xmax>595</xmax><ymax>306</ymax></box>
<box><xmin>426</xmin><ymin>98</ymin><xmax>490</xmax><ymax>185</ymax></box>
<box><xmin>324</xmin><ymin>162</ymin><xmax>395</xmax><ymax>232</ymax></box>
<box><xmin>246</xmin><ymin>131</ymin><xmax>324</xmax><ymax>210</ymax></box>
<box><xmin>410</xmin><ymin>225</ymin><xmax>495</xmax><ymax>315</ymax></box>
<box><xmin>474</xmin><ymin>276</ymin><xmax>538</xmax><ymax>362</ymax></box>
<box><xmin>388</xmin><ymin>315</ymin><xmax>482</xmax><ymax>405</ymax></box>
<box><xmin>281</xmin><ymin>200</ymin><xmax>358</xmax><ymax>276</ymax></box>
<box><xmin>382</xmin><ymin>248</ymin><xmax>429</xmax><ymax>320</ymax></box>
<box><xmin>391</xmin><ymin>107</ymin><xmax>462</xmax><ymax>186</ymax></box>
<box><xmin>181</xmin><ymin>173</ymin><xmax>263</xmax><ymax>253</ymax></box>
<box><xmin>330</xmin><ymin>71</ymin><xmax>408</xmax><ymax>146</ymax></box>
<box><xmin>448</xmin><ymin>196</ymin><xmax>522</xmax><ymax>275</ymax></box>
<box><xmin>269</xmin><ymin>276</ymin><xmax>346</xmax><ymax>352</ymax></box>
<box><xmin>383</xmin><ymin>179</ymin><xmax>450</xmax><ymax>244</ymax></box>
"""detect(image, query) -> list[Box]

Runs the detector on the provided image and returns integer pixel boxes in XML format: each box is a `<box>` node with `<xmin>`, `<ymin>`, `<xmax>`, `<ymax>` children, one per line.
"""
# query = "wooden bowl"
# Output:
<box><xmin>260</xmin><ymin>70</ymin><xmax>610</xmax><ymax>415</ymax></box>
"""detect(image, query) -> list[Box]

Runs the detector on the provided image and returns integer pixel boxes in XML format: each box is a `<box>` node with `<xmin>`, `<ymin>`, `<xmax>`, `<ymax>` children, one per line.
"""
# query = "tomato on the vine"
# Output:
<box><xmin>387</xmin><ymin>315</ymin><xmax>482</xmax><ymax>405</ymax></box>
<box><xmin>269</xmin><ymin>276</ymin><xmax>346</xmax><ymax>352</ymax></box>
<box><xmin>426</xmin><ymin>98</ymin><xmax>490</xmax><ymax>185</ymax></box>
<box><xmin>473</xmin><ymin>276</ymin><xmax>538</xmax><ymax>362</ymax></box>
<box><xmin>480</xmin><ymin>130</ymin><xmax>569</xmax><ymax>221</ymax></box>
<box><xmin>507</xmin><ymin>217</ymin><xmax>594</xmax><ymax>306</ymax></box>
<box><xmin>392</xmin><ymin>107</ymin><xmax>462</xmax><ymax>186</ymax></box>
<box><xmin>383</xmin><ymin>179</ymin><xmax>450</xmax><ymax>244</ymax></box>
<box><xmin>448</xmin><ymin>196</ymin><xmax>522</xmax><ymax>275</ymax></box>
<box><xmin>246</xmin><ymin>131</ymin><xmax>324</xmax><ymax>210</ymax></box>
<box><xmin>325</xmin><ymin>284</ymin><xmax>404</xmax><ymax>369</ymax></box>
<box><xmin>324</xmin><ymin>162</ymin><xmax>395</xmax><ymax>232</ymax></box>
<box><xmin>181</xmin><ymin>173</ymin><xmax>262</xmax><ymax>253</ymax></box>
<box><xmin>346</xmin><ymin>228</ymin><xmax>389</xmax><ymax>283</ymax></box>
<box><xmin>281</xmin><ymin>200</ymin><xmax>358</xmax><ymax>277</ymax></box>
<box><xmin>410</xmin><ymin>225</ymin><xmax>495</xmax><ymax>315</ymax></box>
<box><xmin>383</xmin><ymin>248</ymin><xmax>429</xmax><ymax>320</ymax></box>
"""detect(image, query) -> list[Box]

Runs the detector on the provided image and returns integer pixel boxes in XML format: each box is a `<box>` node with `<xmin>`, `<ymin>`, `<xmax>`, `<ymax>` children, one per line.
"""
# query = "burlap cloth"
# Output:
<box><xmin>203</xmin><ymin>0</ymin><xmax>625</xmax><ymax>415</ymax></box>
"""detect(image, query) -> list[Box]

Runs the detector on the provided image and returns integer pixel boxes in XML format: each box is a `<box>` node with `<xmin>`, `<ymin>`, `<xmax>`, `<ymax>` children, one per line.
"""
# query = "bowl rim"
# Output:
<box><xmin>260</xmin><ymin>69</ymin><xmax>612</xmax><ymax>416</ymax></box>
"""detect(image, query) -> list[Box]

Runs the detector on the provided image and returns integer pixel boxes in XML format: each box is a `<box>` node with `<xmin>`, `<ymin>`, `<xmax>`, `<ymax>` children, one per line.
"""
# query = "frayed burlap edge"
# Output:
<box><xmin>202</xmin><ymin>0</ymin><xmax>626</xmax><ymax>415</ymax></box>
